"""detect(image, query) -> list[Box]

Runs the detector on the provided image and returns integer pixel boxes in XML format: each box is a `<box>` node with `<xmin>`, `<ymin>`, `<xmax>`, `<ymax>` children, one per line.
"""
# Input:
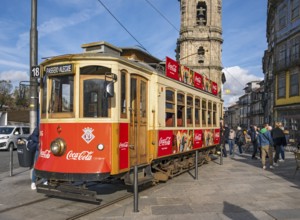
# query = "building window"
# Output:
<box><xmin>165</xmin><ymin>89</ymin><xmax>175</xmax><ymax>127</ymax></box>
<box><xmin>290</xmin><ymin>71</ymin><xmax>299</xmax><ymax>96</ymax></box>
<box><xmin>291</xmin><ymin>0</ymin><xmax>300</xmax><ymax>20</ymax></box>
<box><xmin>278</xmin><ymin>73</ymin><xmax>286</xmax><ymax>98</ymax></box>
<box><xmin>187</xmin><ymin>95</ymin><xmax>193</xmax><ymax>127</ymax></box>
<box><xmin>177</xmin><ymin>92</ymin><xmax>185</xmax><ymax>127</ymax></box>
<box><xmin>198</xmin><ymin>46</ymin><xmax>205</xmax><ymax>64</ymax></box>
<box><xmin>278</xmin><ymin>5</ymin><xmax>287</xmax><ymax>29</ymax></box>
<box><xmin>290</xmin><ymin>36</ymin><xmax>300</xmax><ymax>64</ymax></box>
<box><xmin>196</xmin><ymin>2</ymin><xmax>207</xmax><ymax>26</ymax></box>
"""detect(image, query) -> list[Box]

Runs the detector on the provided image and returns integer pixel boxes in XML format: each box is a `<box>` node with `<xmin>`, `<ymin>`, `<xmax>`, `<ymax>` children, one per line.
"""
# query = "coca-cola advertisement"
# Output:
<box><xmin>211</xmin><ymin>81</ymin><xmax>218</xmax><ymax>96</ymax></box>
<box><xmin>193</xmin><ymin>130</ymin><xmax>203</xmax><ymax>149</ymax></box>
<box><xmin>166</xmin><ymin>56</ymin><xmax>179</xmax><ymax>80</ymax></box>
<box><xmin>194</xmin><ymin>72</ymin><xmax>204</xmax><ymax>90</ymax></box>
<box><xmin>66</xmin><ymin>150</ymin><xmax>93</xmax><ymax>160</ymax></box>
<box><xmin>214</xmin><ymin>129</ymin><xmax>220</xmax><ymax>144</ymax></box>
<box><xmin>119</xmin><ymin>123</ymin><xmax>129</xmax><ymax>170</ymax></box>
<box><xmin>157</xmin><ymin>130</ymin><xmax>173</xmax><ymax>157</ymax></box>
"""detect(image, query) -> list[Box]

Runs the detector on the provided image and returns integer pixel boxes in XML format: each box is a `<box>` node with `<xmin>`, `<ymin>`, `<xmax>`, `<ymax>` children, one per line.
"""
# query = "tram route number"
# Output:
<box><xmin>31</xmin><ymin>66</ymin><xmax>40</xmax><ymax>78</ymax></box>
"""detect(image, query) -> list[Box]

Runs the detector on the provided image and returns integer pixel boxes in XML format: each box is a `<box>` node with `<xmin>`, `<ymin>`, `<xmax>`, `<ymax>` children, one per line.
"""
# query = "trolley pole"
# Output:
<box><xmin>195</xmin><ymin>150</ymin><xmax>198</xmax><ymax>180</ymax></box>
<box><xmin>29</xmin><ymin>0</ymin><xmax>38</xmax><ymax>132</ymax></box>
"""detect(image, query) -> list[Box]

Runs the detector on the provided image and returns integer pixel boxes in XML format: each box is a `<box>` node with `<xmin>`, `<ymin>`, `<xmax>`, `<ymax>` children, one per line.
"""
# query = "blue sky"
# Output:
<box><xmin>0</xmin><ymin>0</ymin><xmax>267</xmax><ymax>106</ymax></box>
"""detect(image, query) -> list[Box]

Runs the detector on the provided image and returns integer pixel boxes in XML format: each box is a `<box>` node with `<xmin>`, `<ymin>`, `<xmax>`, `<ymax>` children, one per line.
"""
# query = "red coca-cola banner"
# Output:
<box><xmin>166</xmin><ymin>57</ymin><xmax>179</xmax><ymax>80</ymax></box>
<box><xmin>193</xmin><ymin>130</ymin><xmax>203</xmax><ymax>149</ymax></box>
<box><xmin>194</xmin><ymin>72</ymin><xmax>204</xmax><ymax>90</ymax></box>
<box><xmin>119</xmin><ymin>123</ymin><xmax>129</xmax><ymax>170</ymax></box>
<box><xmin>214</xmin><ymin>129</ymin><xmax>220</xmax><ymax>145</ymax></box>
<box><xmin>157</xmin><ymin>130</ymin><xmax>173</xmax><ymax>157</ymax></box>
<box><xmin>211</xmin><ymin>81</ymin><xmax>218</xmax><ymax>96</ymax></box>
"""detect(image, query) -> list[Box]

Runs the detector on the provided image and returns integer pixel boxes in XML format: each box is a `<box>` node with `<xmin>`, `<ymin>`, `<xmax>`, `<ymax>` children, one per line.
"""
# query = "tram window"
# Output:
<box><xmin>120</xmin><ymin>72</ymin><xmax>127</xmax><ymax>118</ymax></box>
<box><xmin>41</xmin><ymin>78</ymin><xmax>47</xmax><ymax>117</ymax></box>
<box><xmin>202</xmin><ymin>99</ymin><xmax>207</xmax><ymax>126</ymax></box>
<box><xmin>177</xmin><ymin>93</ymin><xmax>185</xmax><ymax>127</ymax></box>
<box><xmin>195</xmin><ymin>98</ymin><xmax>200</xmax><ymax>127</ymax></box>
<box><xmin>208</xmin><ymin>101</ymin><xmax>212</xmax><ymax>126</ymax></box>
<box><xmin>213</xmin><ymin>103</ymin><xmax>217</xmax><ymax>126</ymax></box>
<box><xmin>187</xmin><ymin>95</ymin><xmax>193</xmax><ymax>127</ymax></box>
<box><xmin>49</xmin><ymin>76</ymin><xmax>74</xmax><ymax>113</ymax></box>
<box><xmin>83</xmin><ymin>79</ymin><xmax>110</xmax><ymax>117</ymax></box>
<box><xmin>165</xmin><ymin>89</ymin><xmax>175</xmax><ymax>127</ymax></box>
<box><xmin>140</xmin><ymin>80</ymin><xmax>147</xmax><ymax>118</ymax></box>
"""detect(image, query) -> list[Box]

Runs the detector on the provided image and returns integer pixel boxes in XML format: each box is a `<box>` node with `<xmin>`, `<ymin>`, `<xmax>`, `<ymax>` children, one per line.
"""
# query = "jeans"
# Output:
<box><xmin>274</xmin><ymin>144</ymin><xmax>281</xmax><ymax>163</ymax></box>
<box><xmin>237</xmin><ymin>143</ymin><xmax>243</xmax><ymax>154</ymax></box>
<box><xmin>228</xmin><ymin>139</ymin><xmax>235</xmax><ymax>156</ymax></box>
<box><xmin>32</xmin><ymin>150</ymin><xmax>39</xmax><ymax>183</ymax></box>
<box><xmin>280</xmin><ymin>145</ymin><xmax>285</xmax><ymax>160</ymax></box>
<box><xmin>252</xmin><ymin>140</ymin><xmax>258</xmax><ymax>158</ymax></box>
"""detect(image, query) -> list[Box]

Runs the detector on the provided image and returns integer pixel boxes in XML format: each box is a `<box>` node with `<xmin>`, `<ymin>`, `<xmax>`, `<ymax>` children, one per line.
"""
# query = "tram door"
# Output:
<box><xmin>129</xmin><ymin>76</ymin><xmax>148</xmax><ymax>166</ymax></box>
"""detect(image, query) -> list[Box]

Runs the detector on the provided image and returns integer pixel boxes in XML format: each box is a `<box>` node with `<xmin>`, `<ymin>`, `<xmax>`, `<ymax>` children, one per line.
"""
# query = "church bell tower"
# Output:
<box><xmin>176</xmin><ymin>0</ymin><xmax>223</xmax><ymax>95</ymax></box>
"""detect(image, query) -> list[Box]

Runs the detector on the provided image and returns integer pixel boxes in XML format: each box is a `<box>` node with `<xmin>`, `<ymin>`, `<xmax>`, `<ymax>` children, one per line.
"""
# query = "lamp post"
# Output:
<box><xmin>29</xmin><ymin>0</ymin><xmax>38</xmax><ymax>132</ymax></box>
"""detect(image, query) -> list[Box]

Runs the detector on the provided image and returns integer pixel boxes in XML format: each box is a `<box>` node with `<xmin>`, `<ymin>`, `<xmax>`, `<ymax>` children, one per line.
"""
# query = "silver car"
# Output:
<box><xmin>0</xmin><ymin>126</ymin><xmax>30</xmax><ymax>150</ymax></box>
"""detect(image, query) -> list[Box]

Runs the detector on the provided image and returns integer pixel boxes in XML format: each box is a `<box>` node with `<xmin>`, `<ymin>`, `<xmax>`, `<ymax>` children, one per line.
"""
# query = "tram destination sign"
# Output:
<box><xmin>45</xmin><ymin>64</ymin><xmax>73</xmax><ymax>75</ymax></box>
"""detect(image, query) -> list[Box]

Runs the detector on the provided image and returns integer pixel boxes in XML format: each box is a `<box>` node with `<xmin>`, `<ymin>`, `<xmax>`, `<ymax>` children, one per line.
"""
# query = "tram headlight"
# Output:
<box><xmin>97</xmin><ymin>144</ymin><xmax>104</xmax><ymax>151</ymax></box>
<box><xmin>50</xmin><ymin>138</ymin><xmax>66</xmax><ymax>156</ymax></box>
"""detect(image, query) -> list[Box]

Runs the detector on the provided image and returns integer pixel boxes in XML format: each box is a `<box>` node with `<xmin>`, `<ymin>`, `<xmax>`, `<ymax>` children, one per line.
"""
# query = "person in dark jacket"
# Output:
<box><xmin>258</xmin><ymin>124</ymin><xmax>274</xmax><ymax>170</ymax></box>
<box><xmin>220</xmin><ymin>123</ymin><xmax>229</xmax><ymax>157</ymax></box>
<box><xmin>27</xmin><ymin>127</ymin><xmax>39</xmax><ymax>190</ymax></box>
<box><xmin>248</xmin><ymin>125</ymin><xmax>259</xmax><ymax>159</ymax></box>
<box><xmin>235</xmin><ymin>126</ymin><xmax>245</xmax><ymax>154</ymax></box>
<box><xmin>271</xmin><ymin>122</ymin><xmax>287</xmax><ymax>166</ymax></box>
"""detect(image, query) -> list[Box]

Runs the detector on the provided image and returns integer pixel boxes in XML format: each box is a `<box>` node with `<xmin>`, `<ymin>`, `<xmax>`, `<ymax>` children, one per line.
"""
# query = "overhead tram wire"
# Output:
<box><xmin>144</xmin><ymin>0</ymin><xmax>180</xmax><ymax>33</ymax></box>
<box><xmin>96</xmin><ymin>0</ymin><xmax>151</xmax><ymax>55</ymax></box>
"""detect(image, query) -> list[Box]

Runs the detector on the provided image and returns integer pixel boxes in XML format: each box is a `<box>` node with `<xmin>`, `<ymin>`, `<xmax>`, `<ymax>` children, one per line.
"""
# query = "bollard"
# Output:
<box><xmin>9</xmin><ymin>146</ymin><xmax>13</xmax><ymax>176</ymax></box>
<box><xmin>133</xmin><ymin>165</ymin><xmax>139</xmax><ymax>212</ymax></box>
<box><xmin>195</xmin><ymin>150</ymin><xmax>198</xmax><ymax>180</ymax></box>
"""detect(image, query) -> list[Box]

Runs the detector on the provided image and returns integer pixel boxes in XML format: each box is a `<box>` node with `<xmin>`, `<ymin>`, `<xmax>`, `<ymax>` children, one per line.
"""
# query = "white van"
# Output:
<box><xmin>0</xmin><ymin>126</ymin><xmax>30</xmax><ymax>150</ymax></box>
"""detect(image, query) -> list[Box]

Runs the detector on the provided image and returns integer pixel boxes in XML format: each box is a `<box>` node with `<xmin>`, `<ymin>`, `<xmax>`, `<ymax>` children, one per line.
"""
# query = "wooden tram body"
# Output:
<box><xmin>35</xmin><ymin>41</ymin><xmax>222</xmax><ymax>199</ymax></box>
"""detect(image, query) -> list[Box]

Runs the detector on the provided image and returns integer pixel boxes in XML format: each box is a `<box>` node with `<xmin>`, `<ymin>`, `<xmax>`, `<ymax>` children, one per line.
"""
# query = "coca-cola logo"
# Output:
<box><xmin>194</xmin><ymin>75</ymin><xmax>202</xmax><ymax>84</ymax></box>
<box><xmin>212</xmin><ymin>84</ymin><xmax>217</xmax><ymax>90</ymax></box>
<box><xmin>66</xmin><ymin>150</ymin><xmax>93</xmax><ymax>161</ymax></box>
<box><xmin>119</xmin><ymin>142</ymin><xmax>128</xmax><ymax>148</ymax></box>
<box><xmin>194</xmin><ymin>134</ymin><xmax>202</xmax><ymax>141</ymax></box>
<box><xmin>167</xmin><ymin>63</ymin><xmax>177</xmax><ymax>73</ymax></box>
<box><xmin>40</xmin><ymin>149</ymin><xmax>51</xmax><ymax>159</ymax></box>
<box><xmin>215</xmin><ymin>132</ymin><xmax>220</xmax><ymax>138</ymax></box>
<box><xmin>159</xmin><ymin>137</ymin><xmax>171</xmax><ymax>146</ymax></box>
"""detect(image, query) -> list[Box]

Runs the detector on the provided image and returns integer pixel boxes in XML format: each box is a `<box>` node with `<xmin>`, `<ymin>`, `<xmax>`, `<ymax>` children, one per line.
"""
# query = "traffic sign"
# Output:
<box><xmin>31</xmin><ymin>66</ymin><xmax>40</xmax><ymax>78</ymax></box>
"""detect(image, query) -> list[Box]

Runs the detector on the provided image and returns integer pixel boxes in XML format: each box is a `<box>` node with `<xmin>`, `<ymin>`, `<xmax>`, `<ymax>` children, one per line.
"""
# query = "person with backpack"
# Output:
<box><xmin>248</xmin><ymin>125</ymin><xmax>259</xmax><ymax>159</ymax></box>
<box><xmin>271</xmin><ymin>122</ymin><xmax>287</xmax><ymax>166</ymax></box>
<box><xmin>235</xmin><ymin>126</ymin><xmax>245</xmax><ymax>154</ymax></box>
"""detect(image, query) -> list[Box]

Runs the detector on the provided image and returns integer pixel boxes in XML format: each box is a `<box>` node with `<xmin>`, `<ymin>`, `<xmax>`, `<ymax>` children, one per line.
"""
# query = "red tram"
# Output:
<box><xmin>35</xmin><ymin>41</ymin><xmax>223</xmax><ymax>200</ymax></box>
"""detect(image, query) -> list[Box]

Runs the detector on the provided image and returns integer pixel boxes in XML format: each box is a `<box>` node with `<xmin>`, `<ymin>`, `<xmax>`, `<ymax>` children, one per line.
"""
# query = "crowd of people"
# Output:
<box><xmin>220</xmin><ymin>121</ymin><xmax>288</xmax><ymax>170</ymax></box>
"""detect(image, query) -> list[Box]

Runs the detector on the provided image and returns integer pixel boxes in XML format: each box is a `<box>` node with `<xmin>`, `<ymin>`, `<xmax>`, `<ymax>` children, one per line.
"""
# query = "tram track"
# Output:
<box><xmin>66</xmin><ymin>192</ymin><xmax>133</xmax><ymax>220</ymax></box>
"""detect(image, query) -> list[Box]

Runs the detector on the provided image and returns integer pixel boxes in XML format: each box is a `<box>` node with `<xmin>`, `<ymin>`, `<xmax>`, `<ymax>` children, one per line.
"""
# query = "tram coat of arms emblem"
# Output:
<box><xmin>81</xmin><ymin>127</ymin><xmax>95</xmax><ymax>144</ymax></box>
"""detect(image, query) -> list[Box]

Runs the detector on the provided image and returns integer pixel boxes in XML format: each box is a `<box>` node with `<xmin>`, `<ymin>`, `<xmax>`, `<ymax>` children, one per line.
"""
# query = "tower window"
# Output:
<box><xmin>196</xmin><ymin>2</ymin><xmax>207</xmax><ymax>26</ymax></box>
<box><xmin>198</xmin><ymin>47</ymin><xmax>205</xmax><ymax>64</ymax></box>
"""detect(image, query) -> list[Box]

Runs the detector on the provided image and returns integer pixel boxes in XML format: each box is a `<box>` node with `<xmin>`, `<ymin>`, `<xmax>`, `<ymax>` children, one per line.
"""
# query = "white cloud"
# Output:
<box><xmin>0</xmin><ymin>70</ymin><xmax>29</xmax><ymax>86</ymax></box>
<box><xmin>222</xmin><ymin>66</ymin><xmax>263</xmax><ymax>107</ymax></box>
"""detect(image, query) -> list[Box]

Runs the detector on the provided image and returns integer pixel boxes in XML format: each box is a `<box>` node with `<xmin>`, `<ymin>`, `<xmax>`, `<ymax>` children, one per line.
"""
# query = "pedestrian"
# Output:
<box><xmin>258</xmin><ymin>123</ymin><xmax>274</xmax><ymax>170</ymax></box>
<box><xmin>248</xmin><ymin>125</ymin><xmax>259</xmax><ymax>159</ymax></box>
<box><xmin>235</xmin><ymin>126</ymin><xmax>245</xmax><ymax>154</ymax></box>
<box><xmin>271</xmin><ymin>122</ymin><xmax>287</xmax><ymax>166</ymax></box>
<box><xmin>281</xmin><ymin>129</ymin><xmax>289</xmax><ymax>161</ymax></box>
<box><xmin>26</xmin><ymin>127</ymin><xmax>39</xmax><ymax>190</ymax></box>
<box><xmin>228</xmin><ymin>127</ymin><xmax>236</xmax><ymax>157</ymax></box>
<box><xmin>220</xmin><ymin>123</ymin><xmax>229</xmax><ymax>157</ymax></box>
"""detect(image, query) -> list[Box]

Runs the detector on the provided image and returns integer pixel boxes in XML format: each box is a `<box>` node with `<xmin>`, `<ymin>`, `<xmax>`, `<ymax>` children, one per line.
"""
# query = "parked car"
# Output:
<box><xmin>0</xmin><ymin>126</ymin><xmax>30</xmax><ymax>150</ymax></box>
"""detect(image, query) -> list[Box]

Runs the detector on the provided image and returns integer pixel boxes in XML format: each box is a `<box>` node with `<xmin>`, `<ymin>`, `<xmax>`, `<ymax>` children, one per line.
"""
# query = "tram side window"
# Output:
<box><xmin>208</xmin><ymin>101</ymin><xmax>212</xmax><ymax>126</ymax></box>
<box><xmin>177</xmin><ymin>92</ymin><xmax>185</xmax><ymax>127</ymax></box>
<box><xmin>41</xmin><ymin>78</ymin><xmax>47</xmax><ymax>116</ymax></box>
<box><xmin>195</xmin><ymin>98</ymin><xmax>200</xmax><ymax>127</ymax></box>
<box><xmin>120</xmin><ymin>72</ymin><xmax>127</xmax><ymax>118</ymax></box>
<box><xmin>187</xmin><ymin>95</ymin><xmax>193</xmax><ymax>127</ymax></box>
<box><xmin>83</xmin><ymin>79</ymin><xmax>110</xmax><ymax>117</ymax></box>
<box><xmin>49</xmin><ymin>76</ymin><xmax>74</xmax><ymax>113</ymax></box>
<box><xmin>202</xmin><ymin>99</ymin><xmax>207</xmax><ymax>126</ymax></box>
<box><xmin>213</xmin><ymin>103</ymin><xmax>217</xmax><ymax>126</ymax></box>
<box><xmin>165</xmin><ymin>89</ymin><xmax>175</xmax><ymax>127</ymax></box>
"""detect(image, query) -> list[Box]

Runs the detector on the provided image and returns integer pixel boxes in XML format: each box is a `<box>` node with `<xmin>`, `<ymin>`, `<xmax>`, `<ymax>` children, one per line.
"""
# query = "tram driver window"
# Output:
<box><xmin>120</xmin><ymin>71</ymin><xmax>127</xmax><ymax>118</ymax></box>
<box><xmin>49</xmin><ymin>76</ymin><xmax>74</xmax><ymax>113</ymax></box>
<box><xmin>177</xmin><ymin>93</ymin><xmax>185</xmax><ymax>127</ymax></box>
<box><xmin>202</xmin><ymin>99</ymin><xmax>207</xmax><ymax>126</ymax></box>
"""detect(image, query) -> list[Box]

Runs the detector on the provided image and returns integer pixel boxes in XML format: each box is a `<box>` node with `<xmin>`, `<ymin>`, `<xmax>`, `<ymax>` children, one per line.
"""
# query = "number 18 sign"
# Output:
<box><xmin>31</xmin><ymin>66</ymin><xmax>40</xmax><ymax>78</ymax></box>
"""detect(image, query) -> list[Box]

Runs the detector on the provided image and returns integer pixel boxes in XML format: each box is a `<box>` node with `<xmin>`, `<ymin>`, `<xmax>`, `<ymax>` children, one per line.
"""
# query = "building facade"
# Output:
<box><xmin>263</xmin><ymin>0</ymin><xmax>300</xmax><ymax>139</ymax></box>
<box><xmin>176</xmin><ymin>0</ymin><xmax>223</xmax><ymax>96</ymax></box>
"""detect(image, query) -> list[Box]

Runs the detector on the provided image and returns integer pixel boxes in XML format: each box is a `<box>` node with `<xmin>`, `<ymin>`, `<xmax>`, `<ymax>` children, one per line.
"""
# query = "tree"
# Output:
<box><xmin>0</xmin><ymin>80</ymin><xmax>13</xmax><ymax>110</ymax></box>
<box><xmin>14</xmin><ymin>86</ymin><xmax>30</xmax><ymax>109</ymax></box>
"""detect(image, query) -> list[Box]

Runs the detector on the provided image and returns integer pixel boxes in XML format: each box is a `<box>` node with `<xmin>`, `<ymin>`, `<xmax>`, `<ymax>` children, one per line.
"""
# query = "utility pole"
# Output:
<box><xmin>29</xmin><ymin>0</ymin><xmax>38</xmax><ymax>133</ymax></box>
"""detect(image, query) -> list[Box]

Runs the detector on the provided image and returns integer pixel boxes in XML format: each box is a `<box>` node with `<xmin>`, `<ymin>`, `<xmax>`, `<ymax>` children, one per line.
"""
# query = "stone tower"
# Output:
<box><xmin>176</xmin><ymin>0</ymin><xmax>223</xmax><ymax>95</ymax></box>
